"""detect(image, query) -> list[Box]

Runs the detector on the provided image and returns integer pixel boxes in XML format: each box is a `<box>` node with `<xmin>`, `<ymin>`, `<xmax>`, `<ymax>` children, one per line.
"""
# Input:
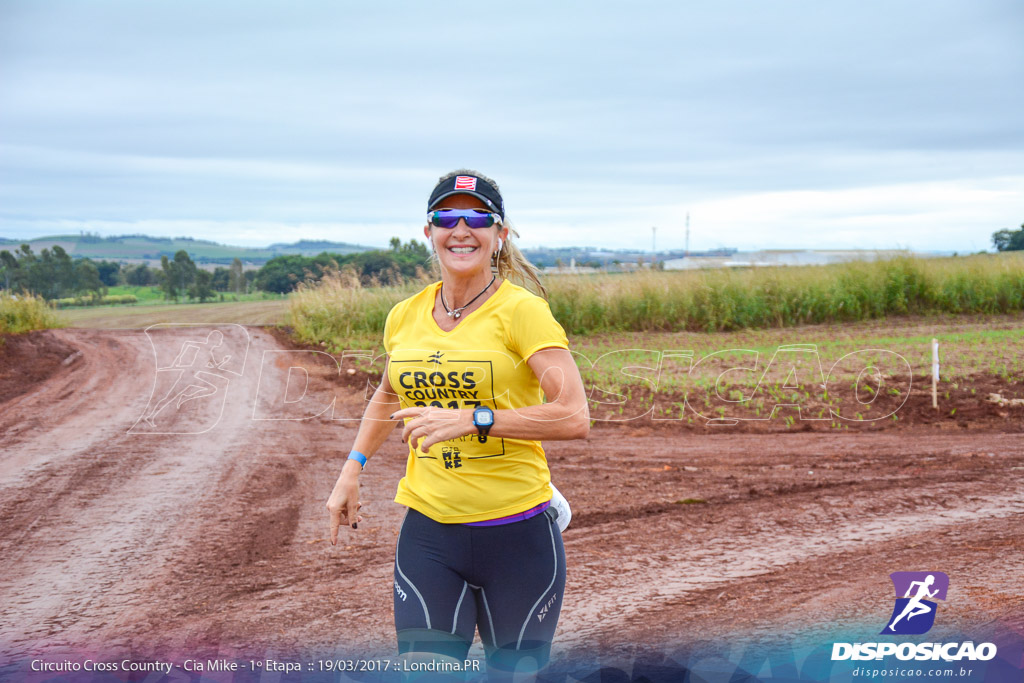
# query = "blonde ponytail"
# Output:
<box><xmin>492</xmin><ymin>219</ymin><xmax>547</xmax><ymax>298</ymax></box>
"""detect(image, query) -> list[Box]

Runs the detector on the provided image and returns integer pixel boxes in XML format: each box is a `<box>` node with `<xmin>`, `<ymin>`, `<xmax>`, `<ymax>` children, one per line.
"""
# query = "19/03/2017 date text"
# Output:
<box><xmin>318</xmin><ymin>659</ymin><xmax>482</xmax><ymax>673</ymax></box>
<box><xmin>319</xmin><ymin>660</ymin><xmax>395</xmax><ymax>672</ymax></box>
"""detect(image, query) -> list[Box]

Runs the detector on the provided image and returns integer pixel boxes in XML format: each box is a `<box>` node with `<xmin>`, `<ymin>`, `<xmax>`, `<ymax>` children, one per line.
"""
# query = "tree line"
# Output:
<box><xmin>254</xmin><ymin>238</ymin><xmax>429</xmax><ymax>293</ymax></box>
<box><xmin>0</xmin><ymin>238</ymin><xmax>430</xmax><ymax>302</ymax></box>
<box><xmin>992</xmin><ymin>223</ymin><xmax>1024</xmax><ymax>252</ymax></box>
<box><xmin>1</xmin><ymin>245</ymin><xmax>114</xmax><ymax>299</ymax></box>
<box><xmin>157</xmin><ymin>251</ymin><xmax>251</xmax><ymax>302</ymax></box>
<box><xmin>0</xmin><ymin>244</ymin><xmax>253</xmax><ymax>303</ymax></box>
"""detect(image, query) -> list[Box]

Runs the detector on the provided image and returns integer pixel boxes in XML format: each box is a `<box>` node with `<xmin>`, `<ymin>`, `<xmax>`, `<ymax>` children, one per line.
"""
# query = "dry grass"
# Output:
<box><xmin>285</xmin><ymin>268</ymin><xmax>428</xmax><ymax>351</ymax></box>
<box><xmin>284</xmin><ymin>253</ymin><xmax>1024</xmax><ymax>345</ymax></box>
<box><xmin>1</xmin><ymin>291</ymin><xmax>61</xmax><ymax>334</ymax></box>
<box><xmin>546</xmin><ymin>253</ymin><xmax>1024</xmax><ymax>334</ymax></box>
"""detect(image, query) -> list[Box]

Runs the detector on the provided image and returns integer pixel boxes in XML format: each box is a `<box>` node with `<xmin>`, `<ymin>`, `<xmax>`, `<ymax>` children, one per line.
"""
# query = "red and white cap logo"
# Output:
<box><xmin>454</xmin><ymin>176</ymin><xmax>477</xmax><ymax>191</ymax></box>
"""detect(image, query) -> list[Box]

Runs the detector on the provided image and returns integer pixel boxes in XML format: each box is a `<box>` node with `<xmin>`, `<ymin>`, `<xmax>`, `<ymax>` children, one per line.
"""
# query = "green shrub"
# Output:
<box><xmin>0</xmin><ymin>291</ymin><xmax>60</xmax><ymax>334</ymax></box>
<box><xmin>54</xmin><ymin>293</ymin><xmax>139</xmax><ymax>307</ymax></box>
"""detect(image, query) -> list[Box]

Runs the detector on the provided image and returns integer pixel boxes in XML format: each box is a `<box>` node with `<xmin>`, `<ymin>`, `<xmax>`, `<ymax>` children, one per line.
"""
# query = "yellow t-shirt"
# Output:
<box><xmin>383</xmin><ymin>279</ymin><xmax>570</xmax><ymax>523</ymax></box>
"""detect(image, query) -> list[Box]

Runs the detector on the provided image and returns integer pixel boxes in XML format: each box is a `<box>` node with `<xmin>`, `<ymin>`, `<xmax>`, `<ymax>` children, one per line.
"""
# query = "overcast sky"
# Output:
<box><xmin>1</xmin><ymin>1</ymin><xmax>1022</xmax><ymax>252</ymax></box>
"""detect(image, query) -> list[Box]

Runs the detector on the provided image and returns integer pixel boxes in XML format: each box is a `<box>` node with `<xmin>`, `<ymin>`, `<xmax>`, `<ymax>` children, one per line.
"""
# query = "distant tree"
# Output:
<box><xmin>254</xmin><ymin>241</ymin><xmax>428</xmax><ymax>293</ymax></box>
<box><xmin>74</xmin><ymin>260</ymin><xmax>105</xmax><ymax>297</ymax></box>
<box><xmin>159</xmin><ymin>250</ymin><xmax>197</xmax><ymax>300</ymax></box>
<box><xmin>124</xmin><ymin>263</ymin><xmax>156</xmax><ymax>286</ymax></box>
<box><xmin>349</xmin><ymin>251</ymin><xmax>403</xmax><ymax>284</ymax></box>
<box><xmin>188</xmin><ymin>270</ymin><xmax>215</xmax><ymax>303</ymax></box>
<box><xmin>228</xmin><ymin>257</ymin><xmax>244</xmax><ymax>294</ymax></box>
<box><xmin>94</xmin><ymin>260</ymin><xmax>122</xmax><ymax>287</ymax></box>
<box><xmin>0</xmin><ymin>250</ymin><xmax>20</xmax><ymax>290</ymax></box>
<box><xmin>159</xmin><ymin>255</ymin><xmax>177</xmax><ymax>299</ymax></box>
<box><xmin>992</xmin><ymin>224</ymin><xmax>1024</xmax><ymax>252</ymax></box>
<box><xmin>32</xmin><ymin>246</ymin><xmax>76</xmax><ymax>299</ymax></box>
<box><xmin>379</xmin><ymin>238</ymin><xmax>428</xmax><ymax>280</ymax></box>
<box><xmin>406</xmin><ymin>239</ymin><xmax>429</xmax><ymax>258</ymax></box>
<box><xmin>256</xmin><ymin>254</ymin><xmax>312</xmax><ymax>293</ymax></box>
<box><xmin>211</xmin><ymin>266</ymin><xmax>231</xmax><ymax>292</ymax></box>
<box><xmin>173</xmin><ymin>250</ymin><xmax>197</xmax><ymax>294</ymax></box>
<box><xmin>20</xmin><ymin>248</ymin><xmax>44</xmax><ymax>296</ymax></box>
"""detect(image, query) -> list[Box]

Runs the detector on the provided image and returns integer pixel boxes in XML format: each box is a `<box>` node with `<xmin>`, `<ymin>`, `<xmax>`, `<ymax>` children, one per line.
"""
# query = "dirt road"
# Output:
<box><xmin>1</xmin><ymin>327</ymin><xmax>1022</xmax><ymax>671</ymax></box>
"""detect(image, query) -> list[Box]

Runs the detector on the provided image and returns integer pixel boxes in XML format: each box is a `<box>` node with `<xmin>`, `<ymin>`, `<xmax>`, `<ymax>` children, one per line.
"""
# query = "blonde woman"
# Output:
<box><xmin>327</xmin><ymin>169</ymin><xmax>588</xmax><ymax>677</ymax></box>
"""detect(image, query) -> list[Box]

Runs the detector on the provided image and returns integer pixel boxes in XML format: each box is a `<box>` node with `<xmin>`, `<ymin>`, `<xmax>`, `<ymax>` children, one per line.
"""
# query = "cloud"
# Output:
<box><xmin>1</xmin><ymin>1</ymin><xmax>1022</xmax><ymax>250</ymax></box>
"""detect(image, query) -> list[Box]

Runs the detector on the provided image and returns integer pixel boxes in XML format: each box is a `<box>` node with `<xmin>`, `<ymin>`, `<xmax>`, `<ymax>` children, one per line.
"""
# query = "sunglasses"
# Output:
<box><xmin>427</xmin><ymin>209</ymin><xmax>502</xmax><ymax>229</ymax></box>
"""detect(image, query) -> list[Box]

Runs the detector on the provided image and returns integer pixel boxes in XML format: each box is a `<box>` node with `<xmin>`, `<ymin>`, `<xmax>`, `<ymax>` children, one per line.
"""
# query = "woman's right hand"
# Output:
<box><xmin>327</xmin><ymin>460</ymin><xmax>364</xmax><ymax>544</ymax></box>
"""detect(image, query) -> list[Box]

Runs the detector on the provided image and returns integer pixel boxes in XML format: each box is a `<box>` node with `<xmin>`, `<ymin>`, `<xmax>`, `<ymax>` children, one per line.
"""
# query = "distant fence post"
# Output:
<box><xmin>932</xmin><ymin>338</ymin><xmax>939</xmax><ymax>409</ymax></box>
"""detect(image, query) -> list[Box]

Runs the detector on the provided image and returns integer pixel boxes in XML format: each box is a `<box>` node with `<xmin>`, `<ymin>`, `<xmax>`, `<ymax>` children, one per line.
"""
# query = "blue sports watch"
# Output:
<box><xmin>473</xmin><ymin>406</ymin><xmax>494</xmax><ymax>443</ymax></box>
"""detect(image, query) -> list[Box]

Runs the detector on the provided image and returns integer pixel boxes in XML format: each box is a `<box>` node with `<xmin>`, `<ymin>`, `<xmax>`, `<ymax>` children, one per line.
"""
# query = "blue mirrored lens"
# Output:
<box><xmin>430</xmin><ymin>210</ymin><xmax>495</xmax><ymax>229</ymax></box>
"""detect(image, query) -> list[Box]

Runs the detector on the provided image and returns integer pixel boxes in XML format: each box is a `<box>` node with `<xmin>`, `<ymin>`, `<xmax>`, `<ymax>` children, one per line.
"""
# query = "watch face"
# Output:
<box><xmin>475</xmin><ymin>408</ymin><xmax>493</xmax><ymax>425</ymax></box>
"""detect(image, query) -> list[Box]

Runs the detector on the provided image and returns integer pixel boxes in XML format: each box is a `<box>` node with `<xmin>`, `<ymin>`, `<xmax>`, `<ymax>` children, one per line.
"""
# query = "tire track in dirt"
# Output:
<box><xmin>0</xmin><ymin>327</ymin><xmax>361</xmax><ymax>661</ymax></box>
<box><xmin>548</xmin><ymin>430</ymin><xmax>1024</xmax><ymax>656</ymax></box>
<box><xmin>557</xmin><ymin>486</ymin><xmax>1024</xmax><ymax>649</ymax></box>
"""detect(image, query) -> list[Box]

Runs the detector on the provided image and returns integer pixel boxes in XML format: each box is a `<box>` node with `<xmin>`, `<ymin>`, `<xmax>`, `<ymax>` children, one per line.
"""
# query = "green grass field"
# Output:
<box><xmin>59</xmin><ymin>286</ymin><xmax>283</xmax><ymax>308</ymax></box>
<box><xmin>568</xmin><ymin>314</ymin><xmax>1024</xmax><ymax>392</ymax></box>
<box><xmin>104</xmin><ymin>285</ymin><xmax>164</xmax><ymax>303</ymax></box>
<box><xmin>56</xmin><ymin>299</ymin><xmax>289</xmax><ymax>328</ymax></box>
<box><xmin>294</xmin><ymin>310</ymin><xmax>1023</xmax><ymax>429</ymax></box>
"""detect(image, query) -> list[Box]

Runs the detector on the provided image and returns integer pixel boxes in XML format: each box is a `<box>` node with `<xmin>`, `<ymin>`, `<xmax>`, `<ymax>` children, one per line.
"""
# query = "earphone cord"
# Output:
<box><xmin>441</xmin><ymin>275</ymin><xmax>496</xmax><ymax>319</ymax></box>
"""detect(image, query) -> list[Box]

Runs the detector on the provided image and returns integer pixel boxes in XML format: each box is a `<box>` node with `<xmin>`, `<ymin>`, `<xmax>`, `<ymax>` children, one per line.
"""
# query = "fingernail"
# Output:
<box><xmin>389</xmin><ymin>414</ymin><xmax>395</xmax><ymax>420</ymax></box>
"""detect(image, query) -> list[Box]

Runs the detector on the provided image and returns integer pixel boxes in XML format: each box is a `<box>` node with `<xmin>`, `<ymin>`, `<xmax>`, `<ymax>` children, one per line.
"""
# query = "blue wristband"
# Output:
<box><xmin>347</xmin><ymin>450</ymin><xmax>367</xmax><ymax>469</ymax></box>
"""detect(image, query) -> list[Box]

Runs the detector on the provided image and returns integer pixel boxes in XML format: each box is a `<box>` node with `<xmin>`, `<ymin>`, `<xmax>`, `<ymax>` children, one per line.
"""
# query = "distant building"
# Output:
<box><xmin>543</xmin><ymin>257</ymin><xmax>600</xmax><ymax>274</ymax></box>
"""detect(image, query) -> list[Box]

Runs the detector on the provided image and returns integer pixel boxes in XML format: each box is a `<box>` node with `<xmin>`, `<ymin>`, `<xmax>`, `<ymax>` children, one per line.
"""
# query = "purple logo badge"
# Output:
<box><xmin>881</xmin><ymin>572</ymin><xmax>949</xmax><ymax>635</ymax></box>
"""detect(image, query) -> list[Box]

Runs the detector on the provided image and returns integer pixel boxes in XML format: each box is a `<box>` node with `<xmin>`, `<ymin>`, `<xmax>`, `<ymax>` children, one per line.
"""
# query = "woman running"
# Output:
<box><xmin>326</xmin><ymin>169</ymin><xmax>589</xmax><ymax>678</ymax></box>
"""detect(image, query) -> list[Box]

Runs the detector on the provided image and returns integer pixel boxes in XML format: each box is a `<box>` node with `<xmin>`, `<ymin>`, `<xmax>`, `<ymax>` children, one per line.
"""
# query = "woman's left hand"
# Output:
<box><xmin>391</xmin><ymin>407</ymin><xmax>474</xmax><ymax>453</ymax></box>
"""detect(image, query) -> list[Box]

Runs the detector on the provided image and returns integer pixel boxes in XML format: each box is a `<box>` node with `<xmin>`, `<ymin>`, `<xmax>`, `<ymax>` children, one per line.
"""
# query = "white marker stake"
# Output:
<box><xmin>932</xmin><ymin>338</ymin><xmax>939</xmax><ymax>409</ymax></box>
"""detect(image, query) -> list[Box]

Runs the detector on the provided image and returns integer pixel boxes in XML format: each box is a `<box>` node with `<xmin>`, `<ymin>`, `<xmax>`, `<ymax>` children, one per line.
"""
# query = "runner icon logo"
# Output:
<box><xmin>881</xmin><ymin>571</ymin><xmax>949</xmax><ymax>635</ymax></box>
<box><xmin>131</xmin><ymin>324</ymin><xmax>249</xmax><ymax>435</ymax></box>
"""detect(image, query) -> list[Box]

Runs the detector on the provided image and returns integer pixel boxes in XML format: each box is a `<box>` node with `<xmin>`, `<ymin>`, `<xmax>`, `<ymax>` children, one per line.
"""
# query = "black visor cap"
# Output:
<box><xmin>427</xmin><ymin>174</ymin><xmax>504</xmax><ymax>219</ymax></box>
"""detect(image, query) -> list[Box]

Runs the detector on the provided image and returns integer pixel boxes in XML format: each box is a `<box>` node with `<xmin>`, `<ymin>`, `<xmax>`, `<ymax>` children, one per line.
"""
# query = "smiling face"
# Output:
<box><xmin>424</xmin><ymin>193</ymin><xmax>509</xmax><ymax>282</ymax></box>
